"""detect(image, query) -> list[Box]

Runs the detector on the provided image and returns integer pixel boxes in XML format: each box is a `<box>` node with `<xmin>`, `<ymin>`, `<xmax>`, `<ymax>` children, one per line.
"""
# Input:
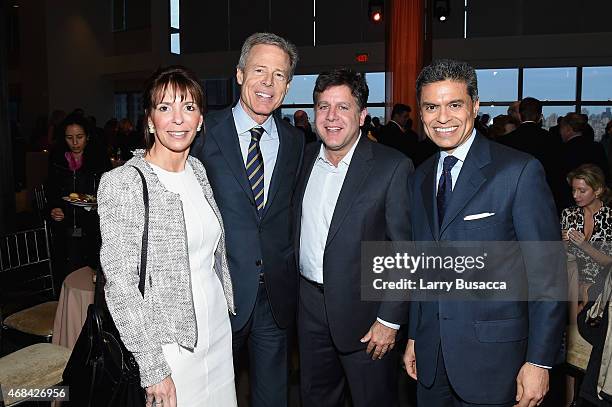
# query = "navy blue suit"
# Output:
<box><xmin>191</xmin><ymin>106</ymin><xmax>303</xmax><ymax>406</ymax></box>
<box><xmin>408</xmin><ymin>133</ymin><xmax>566</xmax><ymax>405</ymax></box>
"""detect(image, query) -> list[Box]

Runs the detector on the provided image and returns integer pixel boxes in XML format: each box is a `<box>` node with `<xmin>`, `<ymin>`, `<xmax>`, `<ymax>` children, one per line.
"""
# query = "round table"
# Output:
<box><xmin>52</xmin><ymin>266</ymin><xmax>96</xmax><ymax>349</ymax></box>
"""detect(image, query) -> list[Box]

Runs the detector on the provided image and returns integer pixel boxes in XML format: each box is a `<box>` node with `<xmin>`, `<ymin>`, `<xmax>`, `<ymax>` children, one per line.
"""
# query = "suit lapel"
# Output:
<box><xmin>439</xmin><ymin>134</ymin><xmax>490</xmax><ymax>236</ymax></box>
<box><xmin>261</xmin><ymin>116</ymin><xmax>289</xmax><ymax>219</ymax></box>
<box><xmin>208</xmin><ymin>110</ymin><xmax>255</xmax><ymax>205</ymax></box>
<box><xmin>325</xmin><ymin>138</ymin><xmax>374</xmax><ymax>248</ymax></box>
<box><xmin>420</xmin><ymin>155</ymin><xmax>440</xmax><ymax>240</ymax></box>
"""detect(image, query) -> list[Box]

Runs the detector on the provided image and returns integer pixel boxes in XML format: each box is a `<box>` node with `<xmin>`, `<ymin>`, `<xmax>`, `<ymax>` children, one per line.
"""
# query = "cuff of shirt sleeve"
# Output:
<box><xmin>528</xmin><ymin>362</ymin><xmax>551</xmax><ymax>369</ymax></box>
<box><xmin>377</xmin><ymin>317</ymin><xmax>400</xmax><ymax>330</ymax></box>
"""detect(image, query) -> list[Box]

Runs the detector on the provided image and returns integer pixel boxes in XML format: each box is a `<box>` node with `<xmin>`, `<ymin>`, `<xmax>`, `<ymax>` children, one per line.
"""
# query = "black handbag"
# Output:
<box><xmin>63</xmin><ymin>166</ymin><xmax>150</xmax><ymax>407</ymax></box>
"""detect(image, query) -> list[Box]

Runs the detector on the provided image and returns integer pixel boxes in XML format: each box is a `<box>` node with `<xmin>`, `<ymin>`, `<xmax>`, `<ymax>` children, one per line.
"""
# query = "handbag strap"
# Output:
<box><xmin>94</xmin><ymin>165</ymin><xmax>149</xmax><ymax>307</ymax></box>
<box><xmin>130</xmin><ymin>165</ymin><xmax>149</xmax><ymax>297</ymax></box>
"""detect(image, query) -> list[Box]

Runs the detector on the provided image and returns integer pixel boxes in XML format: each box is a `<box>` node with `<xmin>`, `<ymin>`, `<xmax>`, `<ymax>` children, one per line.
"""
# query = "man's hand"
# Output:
<box><xmin>514</xmin><ymin>363</ymin><xmax>549</xmax><ymax>407</ymax></box>
<box><xmin>360</xmin><ymin>320</ymin><xmax>397</xmax><ymax>360</ymax></box>
<box><xmin>403</xmin><ymin>339</ymin><xmax>417</xmax><ymax>380</ymax></box>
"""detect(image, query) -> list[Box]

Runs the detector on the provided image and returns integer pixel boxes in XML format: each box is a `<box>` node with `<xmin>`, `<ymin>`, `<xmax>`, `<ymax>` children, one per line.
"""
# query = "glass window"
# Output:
<box><xmin>581</xmin><ymin>106</ymin><xmax>612</xmax><ymax>142</ymax></box>
<box><xmin>170</xmin><ymin>33</ymin><xmax>181</xmax><ymax>55</ymax></box>
<box><xmin>475</xmin><ymin>69</ymin><xmax>518</xmax><ymax>102</ymax></box>
<box><xmin>114</xmin><ymin>94</ymin><xmax>128</xmax><ymax>120</ymax></box>
<box><xmin>284</xmin><ymin>72</ymin><xmax>386</xmax><ymax>106</ymax></box>
<box><xmin>523</xmin><ymin>67</ymin><xmax>577</xmax><ymax>101</ymax></box>
<box><xmin>582</xmin><ymin>67</ymin><xmax>612</xmax><ymax>102</ymax></box>
<box><xmin>280</xmin><ymin>107</ymin><xmax>315</xmax><ymax>127</ymax></box>
<box><xmin>366</xmin><ymin>107</ymin><xmax>385</xmax><ymax>123</ymax></box>
<box><xmin>542</xmin><ymin>105</ymin><xmax>576</xmax><ymax>130</ymax></box>
<box><xmin>129</xmin><ymin>93</ymin><xmax>143</xmax><ymax>124</ymax></box>
<box><xmin>477</xmin><ymin>105</ymin><xmax>511</xmax><ymax>124</ymax></box>
<box><xmin>170</xmin><ymin>0</ymin><xmax>180</xmax><ymax>29</ymax></box>
<box><xmin>284</xmin><ymin>75</ymin><xmax>318</xmax><ymax>105</ymax></box>
<box><xmin>366</xmin><ymin>72</ymin><xmax>385</xmax><ymax>103</ymax></box>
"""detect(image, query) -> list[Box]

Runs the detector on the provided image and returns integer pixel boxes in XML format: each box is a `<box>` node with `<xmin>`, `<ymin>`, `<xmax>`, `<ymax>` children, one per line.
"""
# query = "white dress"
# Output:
<box><xmin>151</xmin><ymin>162</ymin><xmax>237</xmax><ymax>407</ymax></box>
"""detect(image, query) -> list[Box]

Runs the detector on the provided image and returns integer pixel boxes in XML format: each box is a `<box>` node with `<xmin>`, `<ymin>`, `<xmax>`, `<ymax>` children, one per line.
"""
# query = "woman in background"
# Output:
<box><xmin>46</xmin><ymin>114</ymin><xmax>110</xmax><ymax>288</ymax></box>
<box><xmin>562</xmin><ymin>164</ymin><xmax>612</xmax><ymax>298</ymax></box>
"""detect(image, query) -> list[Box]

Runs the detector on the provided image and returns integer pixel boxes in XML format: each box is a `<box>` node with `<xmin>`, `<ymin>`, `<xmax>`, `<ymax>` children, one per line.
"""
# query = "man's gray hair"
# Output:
<box><xmin>416</xmin><ymin>59</ymin><xmax>478</xmax><ymax>103</ymax></box>
<box><xmin>237</xmin><ymin>32</ymin><xmax>299</xmax><ymax>81</ymax></box>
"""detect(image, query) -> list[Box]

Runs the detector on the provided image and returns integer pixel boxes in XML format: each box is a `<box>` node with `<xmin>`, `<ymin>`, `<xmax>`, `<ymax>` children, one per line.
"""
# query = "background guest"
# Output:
<box><xmin>377</xmin><ymin>103</ymin><xmax>419</xmax><ymax>161</ymax></box>
<box><xmin>46</xmin><ymin>114</ymin><xmax>111</xmax><ymax>289</ymax></box>
<box><xmin>487</xmin><ymin>114</ymin><xmax>519</xmax><ymax>139</ymax></box>
<box><xmin>560</xmin><ymin>113</ymin><xmax>609</xmax><ymax>209</ymax></box>
<box><xmin>562</xmin><ymin>164</ymin><xmax>612</xmax><ymax>297</ymax></box>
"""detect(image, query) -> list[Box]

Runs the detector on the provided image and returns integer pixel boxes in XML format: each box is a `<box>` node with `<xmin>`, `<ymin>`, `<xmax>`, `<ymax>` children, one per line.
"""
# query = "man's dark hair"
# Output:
<box><xmin>313</xmin><ymin>69</ymin><xmax>369</xmax><ymax>111</ymax></box>
<box><xmin>391</xmin><ymin>103</ymin><xmax>411</xmax><ymax>118</ymax></box>
<box><xmin>518</xmin><ymin>97</ymin><xmax>542</xmax><ymax>122</ymax></box>
<box><xmin>561</xmin><ymin>112</ymin><xmax>587</xmax><ymax>133</ymax></box>
<box><xmin>416</xmin><ymin>59</ymin><xmax>478</xmax><ymax>103</ymax></box>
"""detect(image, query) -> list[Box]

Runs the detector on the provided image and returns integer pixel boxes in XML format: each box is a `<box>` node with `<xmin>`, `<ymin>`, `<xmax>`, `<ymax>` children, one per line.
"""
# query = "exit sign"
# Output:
<box><xmin>355</xmin><ymin>53</ymin><xmax>369</xmax><ymax>63</ymax></box>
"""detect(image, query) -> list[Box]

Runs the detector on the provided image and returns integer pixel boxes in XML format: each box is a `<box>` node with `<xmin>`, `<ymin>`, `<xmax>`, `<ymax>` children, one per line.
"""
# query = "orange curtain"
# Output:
<box><xmin>385</xmin><ymin>0</ymin><xmax>426</xmax><ymax>125</ymax></box>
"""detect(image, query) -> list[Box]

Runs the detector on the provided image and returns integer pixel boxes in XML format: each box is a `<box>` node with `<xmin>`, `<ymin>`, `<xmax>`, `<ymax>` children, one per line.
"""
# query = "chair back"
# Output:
<box><xmin>0</xmin><ymin>221</ymin><xmax>55</xmax><ymax>308</ymax></box>
<box><xmin>33</xmin><ymin>184</ymin><xmax>48</xmax><ymax>223</ymax></box>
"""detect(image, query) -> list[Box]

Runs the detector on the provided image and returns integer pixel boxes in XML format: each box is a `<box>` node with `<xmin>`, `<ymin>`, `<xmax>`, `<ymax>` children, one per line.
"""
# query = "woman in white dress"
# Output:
<box><xmin>98</xmin><ymin>66</ymin><xmax>237</xmax><ymax>407</ymax></box>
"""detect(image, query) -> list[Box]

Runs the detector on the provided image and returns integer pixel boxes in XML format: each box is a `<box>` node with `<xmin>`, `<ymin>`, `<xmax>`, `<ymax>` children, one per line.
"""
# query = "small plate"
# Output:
<box><xmin>62</xmin><ymin>196</ymin><xmax>97</xmax><ymax>207</ymax></box>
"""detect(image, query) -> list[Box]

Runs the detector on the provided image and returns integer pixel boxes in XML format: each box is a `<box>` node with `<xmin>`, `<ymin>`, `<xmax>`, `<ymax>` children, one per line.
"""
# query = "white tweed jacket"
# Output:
<box><xmin>98</xmin><ymin>150</ymin><xmax>234</xmax><ymax>388</ymax></box>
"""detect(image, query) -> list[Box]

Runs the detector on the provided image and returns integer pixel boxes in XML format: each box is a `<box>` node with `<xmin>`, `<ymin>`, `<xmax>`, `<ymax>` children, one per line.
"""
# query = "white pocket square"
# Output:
<box><xmin>464</xmin><ymin>212</ymin><xmax>495</xmax><ymax>221</ymax></box>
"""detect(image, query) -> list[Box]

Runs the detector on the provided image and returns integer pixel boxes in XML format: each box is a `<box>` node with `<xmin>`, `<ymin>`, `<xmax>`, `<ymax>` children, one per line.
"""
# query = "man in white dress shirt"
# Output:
<box><xmin>293</xmin><ymin>68</ymin><xmax>413</xmax><ymax>407</ymax></box>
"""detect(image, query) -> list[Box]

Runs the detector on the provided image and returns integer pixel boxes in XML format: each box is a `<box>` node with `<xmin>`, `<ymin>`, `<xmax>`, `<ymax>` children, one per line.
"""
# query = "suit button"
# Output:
<box><xmin>255</xmin><ymin>259</ymin><xmax>263</xmax><ymax>266</ymax></box>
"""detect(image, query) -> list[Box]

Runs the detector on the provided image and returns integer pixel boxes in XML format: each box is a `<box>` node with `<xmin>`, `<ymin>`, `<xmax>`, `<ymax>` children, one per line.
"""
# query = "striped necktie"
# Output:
<box><xmin>247</xmin><ymin>126</ymin><xmax>265</xmax><ymax>215</ymax></box>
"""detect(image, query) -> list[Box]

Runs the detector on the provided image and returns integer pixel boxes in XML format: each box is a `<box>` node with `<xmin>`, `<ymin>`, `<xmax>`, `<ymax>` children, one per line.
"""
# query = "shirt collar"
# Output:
<box><xmin>439</xmin><ymin>128</ymin><xmax>476</xmax><ymax>164</ymax></box>
<box><xmin>317</xmin><ymin>133</ymin><xmax>362</xmax><ymax>167</ymax></box>
<box><xmin>390</xmin><ymin>120</ymin><xmax>404</xmax><ymax>131</ymax></box>
<box><xmin>232</xmin><ymin>100</ymin><xmax>274</xmax><ymax>136</ymax></box>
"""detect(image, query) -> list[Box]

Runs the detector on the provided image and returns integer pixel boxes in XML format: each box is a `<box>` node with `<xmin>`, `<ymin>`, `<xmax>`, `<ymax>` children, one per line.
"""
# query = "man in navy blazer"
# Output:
<box><xmin>295</xmin><ymin>69</ymin><xmax>413</xmax><ymax>407</ymax></box>
<box><xmin>403</xmin><ymin>59</ymin><xmax>566</xmax><ymax>406</ymax></box>
<box><xmin>191</xmin><ymin>33</ymin><xmax>303</xmax><ymax>407</ymax></box>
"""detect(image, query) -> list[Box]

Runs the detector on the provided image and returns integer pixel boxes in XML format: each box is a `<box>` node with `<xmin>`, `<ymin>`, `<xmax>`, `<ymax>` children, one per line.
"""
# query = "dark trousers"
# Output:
<box><xmin>298</xmin><ymin>278</ymin><xmax>400</xmax><ymax>407</ymax></box>
<box><xmin>233</xmin><ymin>281</ymin><xmax>288</xmax><ymax>407</ymax></box>
<box><xmin>417</xmin><ymin>347</ymin><xmax>514</xmax><ymax>407</ymax></box>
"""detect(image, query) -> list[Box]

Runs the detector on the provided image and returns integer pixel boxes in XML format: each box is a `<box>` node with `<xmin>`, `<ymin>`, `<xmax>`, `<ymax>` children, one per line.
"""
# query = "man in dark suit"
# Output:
<box><xmin>497</xmin><ymin>97</ymin><xmax>564</xmax><ymax>211</ymax></box>
<box><xmin>377</xmin><ymin>103</ymin><xmax>419</xmax><ymax>161</ymax></box>
<box><xmin>403</xmin><ymin>59</ymin><xmax>566</xmax><ymax>406</ymax></box>
<box><xmin>191</xmin><ymin>32</ymin><xmax>304</xmax><ymax>407</ymax></box>
<box><xmin>295</xmin><ymin>69</ymin><xmax>413</xmax><ymax>407</ymax></box>
<box><xmin>294</xmin><ymin>109</ymin><xmax>317</xmax><ymax>144</ymax></box>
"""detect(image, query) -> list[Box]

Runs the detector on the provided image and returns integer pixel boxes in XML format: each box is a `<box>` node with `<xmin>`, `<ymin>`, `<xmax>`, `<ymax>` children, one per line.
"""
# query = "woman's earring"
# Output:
<box><xmin>197</xmin><ymin>125</ymin><xmax>202</xmax><ymax>132</ymax></box>
<box><xmin>148</xmin><ymin>124</ymin><xmax>155</xmax><ymax>133</ymax></box>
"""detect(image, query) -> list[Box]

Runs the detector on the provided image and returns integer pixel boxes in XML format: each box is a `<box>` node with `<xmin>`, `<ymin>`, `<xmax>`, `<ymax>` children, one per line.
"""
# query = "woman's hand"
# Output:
<box><xmin>50</xmin><ymin>208</ymin><xmax>64</xmax><ymax>221</ymax></box>
<box><xmin>568</xmin><ymin>229</ymin><xmax>587</xmax><ymax>248</ymax></box>
<box><xmin>146</xmin><ymin>376</ymin><xmax>176</xmax><ymax>407</ymax></box>
<box><xmin>561</xmin><ymin>229</ymin><xmax>569</xmax><ymax>241</ymax></box>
